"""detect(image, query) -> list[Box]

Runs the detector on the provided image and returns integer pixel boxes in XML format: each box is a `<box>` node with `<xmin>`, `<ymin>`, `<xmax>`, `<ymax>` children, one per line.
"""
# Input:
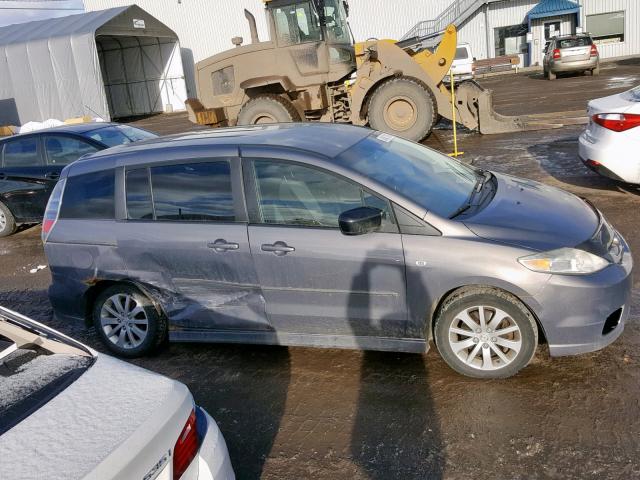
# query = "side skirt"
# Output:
<box><xmin>169</xmin><ymin>329</ymin><xmax>428</xmax><ymax>354</ymax></box>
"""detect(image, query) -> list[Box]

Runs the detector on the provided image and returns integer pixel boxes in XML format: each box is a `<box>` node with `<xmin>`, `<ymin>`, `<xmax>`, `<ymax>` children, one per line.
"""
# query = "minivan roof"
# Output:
<box><xmin>81</xmin><ymin>123</ymin><xmax>373</xmax><ymax>163</ymax></box>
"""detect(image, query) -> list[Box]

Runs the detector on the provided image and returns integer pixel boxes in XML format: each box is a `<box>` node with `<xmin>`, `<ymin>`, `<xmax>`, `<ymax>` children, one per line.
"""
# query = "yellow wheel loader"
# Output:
<box><xmin>186</xmin><ymin>0</ymin><xmax>524</xmax><ymax>142</ymax></box>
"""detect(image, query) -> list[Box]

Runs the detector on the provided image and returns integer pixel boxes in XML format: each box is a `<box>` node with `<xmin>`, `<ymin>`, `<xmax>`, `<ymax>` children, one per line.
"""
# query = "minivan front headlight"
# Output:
<box><xmin>518</xmin><ymin>248</ymin><xmax>609</xmax><ymax>275</ymax></box>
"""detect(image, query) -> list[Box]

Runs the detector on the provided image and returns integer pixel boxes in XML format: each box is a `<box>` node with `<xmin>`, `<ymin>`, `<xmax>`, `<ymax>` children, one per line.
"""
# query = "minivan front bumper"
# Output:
<box><xmin>532</xmin><ymin>246</ymin><xmax>632</xmax><ymax>357</ymax></box>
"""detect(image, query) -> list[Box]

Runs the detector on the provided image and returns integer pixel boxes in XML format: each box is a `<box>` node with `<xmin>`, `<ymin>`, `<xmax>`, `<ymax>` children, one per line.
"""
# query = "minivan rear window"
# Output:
<box><xmin>59</xmin><ymin>170</ymin><xmax>115</xmax><ymax>219</ymax></box>
<box><xmin>150</xmin><ymin>161</ymin><xmax>234</xmax><ymax>222</ymax></box>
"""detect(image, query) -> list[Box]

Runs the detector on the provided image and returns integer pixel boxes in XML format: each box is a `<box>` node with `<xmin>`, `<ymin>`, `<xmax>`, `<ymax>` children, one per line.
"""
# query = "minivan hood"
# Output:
<box><xmin>464</xmin><ymin>173</ymin><xmax>599</xmax><ymax>251</ymax></box>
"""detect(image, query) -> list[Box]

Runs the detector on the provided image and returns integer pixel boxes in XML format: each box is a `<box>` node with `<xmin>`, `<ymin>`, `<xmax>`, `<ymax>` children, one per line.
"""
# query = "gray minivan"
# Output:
<box><xmin>42</xmin><ymin>124</ymin><xmax>632</xmax><ymax>378</ymax></box>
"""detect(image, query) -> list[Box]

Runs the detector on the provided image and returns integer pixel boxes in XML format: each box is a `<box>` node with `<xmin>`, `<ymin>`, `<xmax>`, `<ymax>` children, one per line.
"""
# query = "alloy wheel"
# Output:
<box><xmin>100</xmin><ymin>293</ymin><xmax>149</xmax><ymax>349</ymax></box>
<box><xmin>447</xmin><ymin>305</ymin><xmax>522</xmax><ymax>371</ymax></box>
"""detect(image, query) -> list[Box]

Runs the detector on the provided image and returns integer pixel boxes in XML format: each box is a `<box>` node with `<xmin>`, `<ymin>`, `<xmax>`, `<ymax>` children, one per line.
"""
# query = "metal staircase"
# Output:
<box><xmin>399</xmin><ymin>0</ymin><xmax>488</xmax><ymax>50</ymax></box>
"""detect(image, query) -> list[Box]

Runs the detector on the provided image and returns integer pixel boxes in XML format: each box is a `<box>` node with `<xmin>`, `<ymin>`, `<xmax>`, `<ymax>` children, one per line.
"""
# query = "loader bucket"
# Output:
<box><xmin>454</xmin><ymin>81</ymin><xmax>524</xmax><ymax>134</ymax></box>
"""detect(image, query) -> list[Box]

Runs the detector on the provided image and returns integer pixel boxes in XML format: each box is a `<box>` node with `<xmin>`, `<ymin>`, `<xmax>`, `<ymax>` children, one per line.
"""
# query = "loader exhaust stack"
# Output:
<box><xmin>244</xmin><ymin>9</ymin><xmax>259</xmax><ymax>44</ymax></box>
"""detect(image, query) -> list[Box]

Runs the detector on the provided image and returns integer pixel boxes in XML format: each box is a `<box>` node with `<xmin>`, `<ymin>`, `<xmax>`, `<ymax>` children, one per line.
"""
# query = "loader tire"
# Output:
<box><xmin>237</xmin><ymin>94</ymin><xmax>300</xmax><ymax>125</ymax></box>
<box><xmin>368</xmin><ymin>77</ymin><xmax>437</xmax><ymax>142</ymax></box>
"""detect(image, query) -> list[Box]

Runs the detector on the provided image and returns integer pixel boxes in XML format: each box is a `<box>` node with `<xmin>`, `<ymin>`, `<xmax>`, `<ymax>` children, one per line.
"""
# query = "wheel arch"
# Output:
<box><xmin>427</xmin><ymin>283</ymin><xmax>548</xmax><ymax>345</ymax></box>
<box><xmin>83</xmin><ymin>279</ymin><xmax>168</xmax><ymax>328</ymax></box>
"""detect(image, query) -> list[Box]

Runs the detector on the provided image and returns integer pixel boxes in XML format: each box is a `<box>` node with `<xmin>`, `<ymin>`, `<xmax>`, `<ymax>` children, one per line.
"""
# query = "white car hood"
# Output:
<box><xmin>0</xmin><ymin>354</ymin><xmax>185</xmax><ymax>480</ymax></box>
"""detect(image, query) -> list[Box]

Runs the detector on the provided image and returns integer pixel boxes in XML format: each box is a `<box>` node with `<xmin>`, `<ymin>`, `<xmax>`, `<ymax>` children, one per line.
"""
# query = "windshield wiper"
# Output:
<box><xmin>449</xmin><ymin>170</ymin><xmax>492</xmax><ymax>219</ymax></box>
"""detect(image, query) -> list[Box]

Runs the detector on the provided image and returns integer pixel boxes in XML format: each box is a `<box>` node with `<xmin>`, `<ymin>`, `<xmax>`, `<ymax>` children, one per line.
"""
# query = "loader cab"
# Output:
<box><xmin>265</xmin><ymin>0</ymin><xmax>355</xmax><ymax>78</ymax></box>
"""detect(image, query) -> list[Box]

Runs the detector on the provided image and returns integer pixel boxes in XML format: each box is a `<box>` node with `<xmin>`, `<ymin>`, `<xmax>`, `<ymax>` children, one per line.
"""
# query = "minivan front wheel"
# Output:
<box><xmin>0</xmin><ymin>201</ymin><xmax>17</xmax><ymax>237</ymax></box>
<box><xmin>434</xmin><ymin>287</ymin><xmax>538</xmax><ymax>379</ymax></box>
<box><xmin>93</xmin><ymin>284</ymin><xmax>166</xmax><ymax>358</ymax></box>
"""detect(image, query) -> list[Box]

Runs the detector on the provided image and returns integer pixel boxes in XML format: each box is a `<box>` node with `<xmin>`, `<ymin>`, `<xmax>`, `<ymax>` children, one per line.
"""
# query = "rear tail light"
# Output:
<box><xmin>592</xmin><ymin>113</ymin><xmax>640</xmax><ymax>132</ymax></box>
<box><xmin>173</xmin><ymin>409</ymin><xmax>199</xmax><ymax>479</ymax></box>
<box><xmin>41</xmin><ymin>178</ymin><xmax>65</xmax><ymax>243</ymax></box>
<box><xmin>552</xmin><ymin>48</ymin><xmax>561</xmax><ymax>59</ymax></box>
<box><xmin>590</xmin><ymin>44</ymin><xmax>598</xmax><ymax>57</ymax></box>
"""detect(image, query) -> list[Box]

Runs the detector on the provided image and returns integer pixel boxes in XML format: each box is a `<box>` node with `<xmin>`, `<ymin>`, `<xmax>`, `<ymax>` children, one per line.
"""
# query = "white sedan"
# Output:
<box><xmin>579</xmin><ymin>85</ymin><xmax>640</xmax><ymax>184</ymax></box>
<box><xmin>0</xmin><ymin>306</ymin><xmax>235</xmax><ymax>480</ymax></box>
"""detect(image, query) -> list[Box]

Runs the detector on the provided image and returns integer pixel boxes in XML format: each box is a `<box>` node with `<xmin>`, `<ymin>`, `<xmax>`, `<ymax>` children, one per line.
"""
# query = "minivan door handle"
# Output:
<box><xmin>207</xmin><ymin>239</ymin><xmax>239</xmax><ymax>252</ymax></box>
<box><xmin>44</xmin><ymin>172</ymin><xmax>60</xmax><ymax>180</ymax></box>
<box><xmin>261</xmin><ymin>242</ymin><xmax>295</xmax><ymax>256</ymax></box>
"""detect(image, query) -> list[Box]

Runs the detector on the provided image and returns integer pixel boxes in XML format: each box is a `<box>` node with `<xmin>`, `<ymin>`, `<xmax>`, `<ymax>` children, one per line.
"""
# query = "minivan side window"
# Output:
<box><xmin>252</xmin><ymin>160</ymin><xmax>396</xmax><ymax>230</ymax></box>
<box><xmin>126</xmin><ymin>168</ymin><xmax>153</xmax><ymax>220</ymax></box>
<box><xmin>2</xmin><ymin>138</ymin><xmax>40</xmax><ymax>167</ymax></box>
<box><xmin>59</xmin><ymin>170</ymin><xmax>115</xmax><ymax>219</ymax></box>
<box><xmin>44</xmin><ymin>135</ymin><xmax>99</xmax><ymax>165</ymax></box>
<box><xmin>149</xmin><ymin>161</ymin><xmax>235</xmax><ymax>222</ymax></box>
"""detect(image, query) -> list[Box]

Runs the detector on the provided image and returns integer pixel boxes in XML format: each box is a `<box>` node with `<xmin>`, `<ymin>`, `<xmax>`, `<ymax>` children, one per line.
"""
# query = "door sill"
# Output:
<box><xmin>169</xmin><ymin>329</ymin><xmax>428</xmax><ymax>354</ymax></box>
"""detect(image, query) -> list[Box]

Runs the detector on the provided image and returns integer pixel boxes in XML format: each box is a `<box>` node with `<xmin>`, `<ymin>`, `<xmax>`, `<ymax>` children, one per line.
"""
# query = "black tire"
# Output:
<box><xmin>433</xmin><ymin>286</ymin><xmax>538</xmax><ymax>379</ymax></box>
<box><xmin>237</xmin><ymin>94</ymin><xmax>300</xmax><ymax>125</ymax></box>
<box><xmin>547</xmin><ymin>70</ymin><xmax>556</xmax><ymax>80</ymax></box>
<box><xmin>0</xmin><ymin>201</ymin><xmax>17</xmax><ymax>238</ymax></box>
<box><xmin>93</xmin><ymin>284</ymin><xmax>167</xmax><ymax>358</ymax></box>
<box><xmin>368</xmin><ymin>76</ymin><xmax>437</xmax><ymax>142</ymax></box>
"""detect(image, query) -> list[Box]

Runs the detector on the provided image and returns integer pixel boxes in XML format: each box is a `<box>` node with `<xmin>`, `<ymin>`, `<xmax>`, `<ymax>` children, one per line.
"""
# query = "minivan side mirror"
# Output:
<box><xmin>338</xmin><ymin>206</ymin><xmax>383</xmax><ymax>236</ymax></box>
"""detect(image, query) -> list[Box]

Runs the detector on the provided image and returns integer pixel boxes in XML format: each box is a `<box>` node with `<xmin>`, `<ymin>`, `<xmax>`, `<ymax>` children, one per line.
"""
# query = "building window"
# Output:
<box><xmin>544</xmin><ymin>21</ymin><xmax>561</xmax><ymax>40</ymax></box>
<box><xmin>586</xmin><ymin>11</ymin><xmax>625</xmax><ymax>45</ymax></box>
<box><xmin>494</xmin><ymin>24</ymin><xmax>528</xmax><ymax>57</ymax></box>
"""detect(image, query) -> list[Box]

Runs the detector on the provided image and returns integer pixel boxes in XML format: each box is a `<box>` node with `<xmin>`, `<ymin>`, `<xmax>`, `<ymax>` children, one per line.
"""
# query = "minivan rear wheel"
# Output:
<box><xmin>434</xmin><ymin>287</ymin><xmax>538</xmax><ymax>379</ymax></box>
<box><xmin>93</xmin><ymin>284</ymin><xmax>166</xmax><ymax>358</ymax></box>
<box><xmin>0</xmin><ymin>201</ymin><xmax>17</xmax><ymax>237</ymax></box>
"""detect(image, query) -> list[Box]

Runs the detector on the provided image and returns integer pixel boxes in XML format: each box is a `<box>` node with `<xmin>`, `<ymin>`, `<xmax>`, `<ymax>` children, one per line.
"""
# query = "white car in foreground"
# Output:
<box><xmin>579</xmin><ymin>85</ymin><xmax>640</xmax><ymax>184</ymax></box>
<box><xmin>0</xmin><ymin>306</ymin><xmax>234</xmax><ymax>480</ymax></box>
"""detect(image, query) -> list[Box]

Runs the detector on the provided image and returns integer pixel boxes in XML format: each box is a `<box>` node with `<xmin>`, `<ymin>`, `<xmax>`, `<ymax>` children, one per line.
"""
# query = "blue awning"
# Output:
<box><xmin>527</xmin><ymin>0</ymin><xmax>580</xmax><ymax>20</ymax></box>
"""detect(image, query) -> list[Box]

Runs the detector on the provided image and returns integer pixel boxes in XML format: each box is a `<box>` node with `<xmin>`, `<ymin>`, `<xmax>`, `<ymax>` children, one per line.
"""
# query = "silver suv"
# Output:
<box><xmin>41</xmin><ymin>124</ymin><xmax>632</xmax><ymax>379</ymax></box>
<box><xmin>543</xmin><ymin>34</ymin><xmax>599</xmax><ymax>80</ymax></box>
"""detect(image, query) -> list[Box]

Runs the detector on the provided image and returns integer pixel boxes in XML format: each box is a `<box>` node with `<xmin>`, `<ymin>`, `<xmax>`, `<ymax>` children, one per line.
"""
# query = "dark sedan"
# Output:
<box><xmin>0</xmin><ymin>123</ymin><xmax>156</xmax><ymax>237</ymax></box>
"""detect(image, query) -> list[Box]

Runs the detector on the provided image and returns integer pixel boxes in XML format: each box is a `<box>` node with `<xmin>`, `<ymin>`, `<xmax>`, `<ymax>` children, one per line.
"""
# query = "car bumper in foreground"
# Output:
<box><xmin>193</xmin><ymin>407</ymin><xmax>235</xmax><ymax>480</ymax></box>
<box><xmin>532</xmin><ymin>242</ymin><xmax>633</xmax><ymax>357</ymax></box>
<box><xmin>579</xmin><ymin>130</ymin><xmax>640</xmax><ymax>184</ymax></box>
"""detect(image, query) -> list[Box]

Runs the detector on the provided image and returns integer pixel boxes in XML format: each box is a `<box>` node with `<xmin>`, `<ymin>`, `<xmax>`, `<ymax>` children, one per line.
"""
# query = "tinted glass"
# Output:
<box><xmin>84</xmin><ymin>125</ymin><xmax>156</xmax><ymax>147</ymax></box>
<box><xmin>60</xmin><ymin>170</ymin><xmax>115</xmax><ymax>219</ymax></box>
<box><xmin>126</xmin><ymin>168</ymin><xmax>153</xmax><ymax>220</ymax></box>
<box><xmin>559</xmin><ymin>37</ymin><xmax>592</xmax><ymax>48</ymax></box>
<box><xmin>253</xmin><ymin>160</ymin><xmax>394</xmax><ymax>228</ymax></box>
<box><xmin>44</xmin><ymin>135</ymin><xmax>99</xmax><ymax>165</ymax></box>
<box><xmin>2</xmin><ymin>138</ymin><xmax>40</xmax><ymax>167</ymax></box>
<box><xmin>455</xmin><ymin>47</ymin><xmax>469</xmax><ymax>60</ymax></box>
<box><xmin>337</xmin><ymin>133</ymin><xmax>478</xmax><ymax>218</ymax></box>
<box><xmin>151</xmin><ymin>162</ymin><xmax>234</xmax><ymax>222</ymax></box>
<box><xmin>273</xmin><ymin>1</ymin><xmax>322</xmax><ymax>45</ymax></box>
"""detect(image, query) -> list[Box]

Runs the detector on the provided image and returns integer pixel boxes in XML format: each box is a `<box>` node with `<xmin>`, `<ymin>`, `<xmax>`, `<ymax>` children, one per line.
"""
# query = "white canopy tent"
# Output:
<box><xmin>0</xmin><ymin>5</ymin><xmax>187</xmax><ymax>126</ymax></box>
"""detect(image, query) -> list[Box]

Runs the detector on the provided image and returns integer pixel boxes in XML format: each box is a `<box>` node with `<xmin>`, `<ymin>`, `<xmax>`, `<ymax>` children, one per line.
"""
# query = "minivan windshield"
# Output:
<box><xmin>337</xmin><ymin>133</ymin><xmax>479</xmax><ymax>217</ymax></box>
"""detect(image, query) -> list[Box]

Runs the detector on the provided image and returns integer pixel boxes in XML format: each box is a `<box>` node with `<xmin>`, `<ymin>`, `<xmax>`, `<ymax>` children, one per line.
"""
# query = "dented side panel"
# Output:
<box><xmin>113</xmin><ymin>221</ymin><xmax>269</xmax><ymax>331</ymax></box>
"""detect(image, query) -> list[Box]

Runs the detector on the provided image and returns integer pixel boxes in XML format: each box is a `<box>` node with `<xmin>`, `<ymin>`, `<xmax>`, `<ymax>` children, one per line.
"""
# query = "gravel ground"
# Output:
<box><xmin>1</xmin><ymin>63</ymin><xmax>640</xmax><ymax>479</ymax></box>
